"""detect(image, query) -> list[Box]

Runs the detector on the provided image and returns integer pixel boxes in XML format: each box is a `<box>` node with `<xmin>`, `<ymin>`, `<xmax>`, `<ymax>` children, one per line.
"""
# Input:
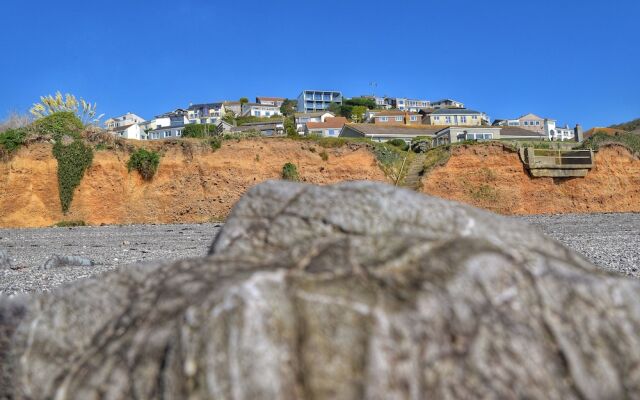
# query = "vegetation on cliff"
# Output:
<box><xmin>580</xmin><ymin>131</ymin><xmax>640</xmax><ymax>155</ymax></box>
<box><xmin>127</xmin><ymin>148</ymin><xmax>161</xmax><ymax>180</ymax></box>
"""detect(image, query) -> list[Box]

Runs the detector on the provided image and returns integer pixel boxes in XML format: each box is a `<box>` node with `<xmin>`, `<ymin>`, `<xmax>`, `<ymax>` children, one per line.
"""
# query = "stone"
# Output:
<box><xmin>41</xmin><ymin>255</ymin><xmax>95</xmax><ymax>269</ymax></box>
<box><xmin>0</xmin><ymin>249</ymin><xmax>11</xmax><ymax>269</ymax></box>
<box><xmin>2</xmin><ymin>180</ymin><xmax>640</xmax><ymax>399</ymax></box>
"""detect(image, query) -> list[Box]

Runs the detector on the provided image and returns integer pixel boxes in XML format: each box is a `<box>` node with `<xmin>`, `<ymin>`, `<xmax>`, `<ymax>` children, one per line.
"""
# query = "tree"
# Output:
<box><xmin>345</xmin><ymin>97</ymin><xmax>377</xmax><ymax>110</ymax></box>
<box><xmin>284</xmin><ymin>117</ymin><xmax>298</xmax><ymax>137</ymax></box>
<box><xmin>30</xmin><ymin>91</ymin><xmax>104</xmax><ymax>125</ymax></box>
<box><xmin>328</xmin><ymin>103</ymin><xmax>342</xmax><ymax>116</ymax></box>
<box><xmin>239</xmin><ymin>97</ymin><xmax>249</xmax><ymax>105</ymax></box>
<box><xmin>280</xmin><ymin>99</ymin><xmax>297</xmax><ymax>117</ymax></box>
<box><xmin>351</xmin><ymin>106</ymin><xmax>367</xmax><ymax>123</ymax></box>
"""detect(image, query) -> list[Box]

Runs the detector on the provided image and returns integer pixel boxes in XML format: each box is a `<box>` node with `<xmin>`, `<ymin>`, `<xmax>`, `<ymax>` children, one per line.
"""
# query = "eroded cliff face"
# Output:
<box><xmin>421</xmin><ymin>143</ymin><xmax>640</xmax><ymax>215</ymax></box>
<box><xmin>0</xmin><ymin>139</ymin><xmax>388</xmax><ymax>227</ymax></box>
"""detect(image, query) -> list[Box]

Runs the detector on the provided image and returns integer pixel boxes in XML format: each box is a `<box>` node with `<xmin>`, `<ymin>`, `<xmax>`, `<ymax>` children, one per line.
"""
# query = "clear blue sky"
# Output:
<box><xmin>1</xmin><ymin>0</ymin><xmax>638</xmax><ymax>128</ymax></box>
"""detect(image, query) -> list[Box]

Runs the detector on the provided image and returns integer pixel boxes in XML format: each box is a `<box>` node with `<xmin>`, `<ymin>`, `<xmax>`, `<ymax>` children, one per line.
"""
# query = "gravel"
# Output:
<box><xmin>517</xmin><ymin>213</ymin><xmax>640</xmax><ymax>278</ymax></box>
<box><xmin>0</xmin><ymin>223</ymin><xmax>222</xmax><ymax>295</ymax></box>
<box><xmin>0</xmin><ymin>213</ymin><xmax>638</xmax><ymax>295</ymax></box>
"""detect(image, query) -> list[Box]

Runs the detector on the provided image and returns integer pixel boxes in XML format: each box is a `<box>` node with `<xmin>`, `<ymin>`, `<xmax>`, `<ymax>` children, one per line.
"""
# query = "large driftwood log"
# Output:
<box><xmin>2</xmin><ymin>181</ymin><xmax>640</xmax><ymax>399</ymax></box>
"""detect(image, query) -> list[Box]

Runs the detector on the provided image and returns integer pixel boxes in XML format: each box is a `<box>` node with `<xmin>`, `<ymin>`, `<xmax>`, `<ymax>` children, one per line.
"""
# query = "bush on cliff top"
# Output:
<box><xmin>127</xmin><ymin>148</ymin><xmax>160</xmax><ymax>181</ymax></box>
<box><xmin>33</xmin><ymin>112</ymin><xmax>83</xmax><ymax>141</ymax></box>
<box><xmin>0</xmin><ymin>128</ymin><xmax>27</xmax><ymax>153</ymax></box>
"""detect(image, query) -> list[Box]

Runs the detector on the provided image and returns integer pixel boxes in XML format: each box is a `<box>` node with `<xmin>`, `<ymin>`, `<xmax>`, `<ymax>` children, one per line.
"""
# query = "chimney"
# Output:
<box><xmin>574</xmin><ymin>124</ymin><xmax>583</xmax><ymax>142</ymax></box>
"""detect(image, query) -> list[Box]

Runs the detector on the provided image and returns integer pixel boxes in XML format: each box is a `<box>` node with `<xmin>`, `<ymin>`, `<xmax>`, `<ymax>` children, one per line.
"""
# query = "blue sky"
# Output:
<box><xmin>1</xmin><ymin>0</ymin><xmax>638</xmax><ymax>128</ymax></box>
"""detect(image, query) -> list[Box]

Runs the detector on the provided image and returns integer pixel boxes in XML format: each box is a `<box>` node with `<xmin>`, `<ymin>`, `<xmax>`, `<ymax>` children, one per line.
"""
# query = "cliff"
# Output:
<box><xmin>0</xmin><ymin>138</ymin><xmax>388</xmax><ymax>227</ymax></box>
<box><xmin>421</xmin><ymin>143</ymin><xmax>640</xmax><ymax>215</ymax></box>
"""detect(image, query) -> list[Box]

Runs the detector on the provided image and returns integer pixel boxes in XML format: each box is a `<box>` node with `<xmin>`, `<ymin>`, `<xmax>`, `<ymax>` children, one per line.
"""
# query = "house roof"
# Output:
<box><xmin>499</xmin><ymin>127</ymin><xmax>547</xmax><ymax>137</ymax></box>
<box><xmin>432</xmin><ymin>99</ymin><xmax>463</xmax><ymax>104</ymax></box>
<box><xmin>429</xmin><ymin>108</ymin><xmax>482</xmax><ymax>115</ymax></box>
<box><xmin>112</xmin><ymin>124</ymin><xmax>135</xmax><ymax>132</ymax></box>
<box><xmin>342</xmin><ymin>124</ymin><xmax>445</xmax><ymax>137</ymax></box>
<box><xmin>256</xmin><ymin>97</ymin><xmax>286</xmax><ymax>102</ymax></box>
<box><xmin>223</xmin><ymin>101</ymin><xmax>241</xmax><ymax>105</ymax></box>
<box><xmin>294</xmin><ymin>111</ymin><xmax>335</xmax><ymax>118</ymax></box>
<box><xmin>306</xmin><ymin>117</ymin><xmax>348</xmax><ymax>129</ymax></box>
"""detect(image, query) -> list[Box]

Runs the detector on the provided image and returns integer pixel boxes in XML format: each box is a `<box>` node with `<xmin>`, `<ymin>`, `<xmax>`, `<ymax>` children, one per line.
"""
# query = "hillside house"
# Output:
<box><xmin>492</xmin><ymin>113</ymin><xmax>577</xmax><ymax>141</ymax></box>
<box><xmin>423</xmin><ymin>108</ymin><xmax>484</xmax><ymax>126</ymax></box>
<box><xmin>256</xmin><ymin>97</ymin><xmax>286</xmax><ymax>107</ymax></box>
<box><xmin>104</xmin><ymin>113</ymin><xmax>145</xmax><ymax>129</ymax></box>
<box><xmin>431</xmin><ymin>99</ymin><xmax>465</xmax><ymax>109</ymax></box>
<box><xmin>232</xmin><ymin>120</ymin><xmax>285</xmax><ymax>136</ymax></box>
<box><xmin>223</xmin><ymin>101</ymin><xmax>242</xmax><ymax>116</ymax></box>
<box><xmin>297</xmin><ymin>90</ymin><xmax>343</xmax><ymax>112</ymax></box>
<box><xmin>388</xmin><ymin>97</ymin><xmax>431</xmax><ymax>112</ymax></box>
<box><xmin>340</xmin><ymin>124</ymin><xmax>443</xmax><ymax>143</ymax></box>
<box><xmin>367</xmin><ymin>110</ymin><xmax>422</xmax><ymax>125</ymax></box>
<box><xmin>241</xmin><ymin>103</ymin><xmax>282</xmax><ymax>117</ymax></box>
<box><xmin>112</xmin><ymin>124</ymin><xmax>145</xmax><ymax>140</ymax></box>
<box><xmin>294</xmin><ymin>111</ymin><xmax>335</xmax><ymax>133</ymax></box>
<box><xmin>304</xmin><ymin>117</ymin><xmax>348</xmax><ymax>137</ymax></box>
<box><xmin>433</xmin><ymin>126</ymin><xmax>546</xmax><ymax>146</ymax></box>
<box><xmin>187</xmin><ymin>103</ymin><xmax>225</xmax><ymax>124</ymax></box>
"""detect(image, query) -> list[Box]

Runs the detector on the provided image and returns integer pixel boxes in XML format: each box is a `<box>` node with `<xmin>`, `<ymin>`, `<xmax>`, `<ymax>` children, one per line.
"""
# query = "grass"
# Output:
<box><xmin>422</xmin><ymin>146</ymin><xmax>452</xmax><ymax>175</ymax></box>
<box><xmin>469</xmin><ymin>184</ymin><xmax>499</xmax><ymax>202</ymax></box>
<box><xmin>579</xmin><ymin>132</ymin><xmax>640</xmax><ymax>155</ymax></box>
<box><xmin>53</xmin><ymin>220</ymin><xmax>86</xmax><ymax>227</ymax></box>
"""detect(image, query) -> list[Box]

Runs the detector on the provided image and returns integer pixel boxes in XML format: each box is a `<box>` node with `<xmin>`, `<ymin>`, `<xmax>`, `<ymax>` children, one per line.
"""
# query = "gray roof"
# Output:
<box><xmin>341</xmin><ymin>124</ymin><xmax>443</xmax><ymax>138</ymax></box>
<box><xmin>499</xmin><ymin>127</ymin><xmax>547</xmax><ymax>137</ymax></box>
<box><xmin>430</xmin><ymin>108</ymin><xmax>482</xmax><ymax>115</ymax></box>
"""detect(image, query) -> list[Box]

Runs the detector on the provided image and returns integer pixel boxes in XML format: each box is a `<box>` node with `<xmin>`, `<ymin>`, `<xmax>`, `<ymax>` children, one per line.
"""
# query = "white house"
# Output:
<box><xmin>187</xmin><ymin>103</ymin><xmax>226</xmax><ymax>124</ymax></box>
<box><xmin>104</xmin><ymin>113</ymin><xmax>145</xmax><ymax>129</ymax></box>
<box><xmin>431</xmin><ymin>99</ymin><xmax>465</xmax><ymax>109</ymax></box>
<box><xmin>112</xmin><ymin>123</ymin><xmax>145</xmax><ymax>140</ymax></box>
<box><xmin>294</xmin><ymin>111</ymin><xmax>335</xmax><ymax>133</ymax></box>
<box><xmin>304</xmin><ymin>117</ymin><xmax>348</xmax><ymax>137</ymax></box>
<box><xmin>241</xmin><ymin>103</ymin><xmax>282</xmax><ymax>117</ymax></box>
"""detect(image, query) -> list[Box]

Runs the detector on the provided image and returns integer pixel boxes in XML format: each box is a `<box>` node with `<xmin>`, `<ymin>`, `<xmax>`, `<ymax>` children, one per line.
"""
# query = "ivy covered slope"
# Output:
<box><xmin>34</xmin><ymin>113</ymin><xmax>94</xmax><ymax>213</ymax></box>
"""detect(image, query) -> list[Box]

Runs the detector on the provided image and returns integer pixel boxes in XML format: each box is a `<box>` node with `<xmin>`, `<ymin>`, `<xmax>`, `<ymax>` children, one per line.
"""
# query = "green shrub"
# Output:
<box><xmin>0</xmin><ymin>128</ymin><xmax>27</xmax><ymax>153</ymax></box>
<box><xmin>580</xmin><ymin>132</ymin><xmax>640</xmax><ymax>155</ymax></box>
<box><xmin>52</xmin><ymin>140</ymin><xmax>93</xmax><ymax>213</ymax></box>
<box><xmin>282</xmin><ymin>162</ymin><xmax>300</xmax><ymax>181</ymax></box>
<box><xmin>183</xmin><ymin>124</ymin><xmax>218</xmax><ymax>138</ymax></box>
<box><xmin>127</xmin><ymin>148</ymin><xmax>160</xmax><ymax>180</ymax></box>
<box><xmin>387</xmin><ymin>138</ymin><xmax>409</xmax><ymax>151</ymax></box>
<box><xmin>54</xmin><ymin>220</ymin><xmax>86</xmax><ymax>227</ymax></box>
<box><xmin>209</xmin><ymin>137</ymin><xmax>222</xmax><ymax>151</ymax></box>
<box><xmin>320</xmin><ymin>150</ymin><xmax>329</xmax><ymax>161</ymax></box>
<box><xmin>33</xmin><ymin>112</ymin><xmax>83</xmax><ymax>141</ymax></box>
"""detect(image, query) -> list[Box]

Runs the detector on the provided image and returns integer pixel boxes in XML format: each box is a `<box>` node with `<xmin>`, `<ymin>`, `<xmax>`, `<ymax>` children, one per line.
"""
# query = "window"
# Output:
<box><xmin>435</xmin><ymin>116</ymin><xmax>440</xmax><ymax>121</ymax></box>
<box><xmin>177</xmin><ymin>130</ymin><xmax>182</xmax><ymax>136</ymax></box>
<box><xmin>395</xmin><ymin>116</ymin><xmax>403</xmax><ymax>122</ymax></box>
<box><xmin>535</xmin><ymin>121</ymin><xmax>540</xmax><ymax>126</ymax></box>
<box><xmin>472</xmin><ymin>115</ymin><xmax>478</xmax><ymax>120</ymax></box>
<box><xmin>410</xmin><ymin>116</ymin><xmax>418</xmax><ymax>121</ymax></box>
<box><xmin>165</xmin><ymin>131</ymin><xmax>171</xmax><ymax>137</ymax></box>
<box><xmin>379</xmin><ymin>117</ymin><xmax>388</xmax><ymax>122</ymax></box>
<box><xmin>460</xmin><ymin>116</ymin><xmax>467</xmax><ymax>123</ymax></box>
<box><xmin>445</xmin><ymin>116</ymin><xmax>452</xmax><ymax>123</ymax></box>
